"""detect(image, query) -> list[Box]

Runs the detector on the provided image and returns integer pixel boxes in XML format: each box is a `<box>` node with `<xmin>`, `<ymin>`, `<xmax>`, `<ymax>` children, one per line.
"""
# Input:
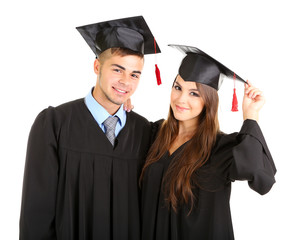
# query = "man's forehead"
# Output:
<box><xmin>105</xmin><ymin>55</ymin><xmax>144</xmax><ymax>71</ymax></box>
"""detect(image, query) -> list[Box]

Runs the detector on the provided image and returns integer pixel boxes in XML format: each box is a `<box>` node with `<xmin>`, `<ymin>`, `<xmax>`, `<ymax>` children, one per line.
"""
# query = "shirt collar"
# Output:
<box><xmin>84</xmin><ymin>88</ymin><xmax>126</xmax><ymax>126</ymax></box>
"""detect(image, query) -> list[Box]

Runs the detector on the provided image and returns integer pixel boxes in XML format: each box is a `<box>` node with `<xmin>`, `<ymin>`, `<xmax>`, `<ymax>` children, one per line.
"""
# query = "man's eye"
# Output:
<box><xmin>113</xmin><ymin>68</ymin><xmax>121</xmax><ymax>73</ymax></box>
<box><xmin>131</xmin><ymin>74</ymin><xmax>139</xmax><ymax>79</ymax></box>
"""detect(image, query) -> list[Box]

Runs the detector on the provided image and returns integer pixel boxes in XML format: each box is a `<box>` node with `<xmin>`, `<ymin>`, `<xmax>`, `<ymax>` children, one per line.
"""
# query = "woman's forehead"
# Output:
<box><xmin>176</xmin><ymin>75</ymin><xmax>198</xmax><ymax>89</ymax></box>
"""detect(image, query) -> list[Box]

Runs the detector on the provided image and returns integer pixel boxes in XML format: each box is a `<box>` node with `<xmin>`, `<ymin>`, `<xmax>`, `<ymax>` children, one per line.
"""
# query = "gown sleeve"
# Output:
<box><xmin>229</xmin><ymin>119</ymin><xmax>276</xmax><ymax>195</ymax></box>
<box><xmin>20</xmin><ymin>107</ymin><xmax>59</xmax><ymax>239</ymax></box>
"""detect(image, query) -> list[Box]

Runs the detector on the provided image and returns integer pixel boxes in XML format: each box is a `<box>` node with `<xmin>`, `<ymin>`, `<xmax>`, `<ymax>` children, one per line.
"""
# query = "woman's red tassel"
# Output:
<box><xmin>231</xmin><ymin>88</ymin><xmax>238</xmax><ymax>112</ymax></box>
<box><xmin>231</xmin><ymin>73</ymin><xmax>238</xmax><ymax>111</ymax></box>
<box><xmin>155</xmin><ymin>64</ymin><xmax>161</xmax><ymax>85</ymax></box>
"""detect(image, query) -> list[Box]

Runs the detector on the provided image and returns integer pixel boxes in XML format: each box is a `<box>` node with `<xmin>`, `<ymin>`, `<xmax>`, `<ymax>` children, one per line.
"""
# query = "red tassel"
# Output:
<box><xmin>154</xmin><ymin>37</ymin><xmax>161</xmax><ymax>85</ymax></box>
<box><xmin>231</xmin><ymin>73</ymin><xmax>238</xmax><ymax>111</ymax></box>
<box><xmin>155</xmin><ymin>64</ymin><xmax>161</xmax><ymax>85</ymax></box>
<box><xmin>231</xmin><ymin>88</ymin><xmax>238</xmax><ymax>112</ymax></box>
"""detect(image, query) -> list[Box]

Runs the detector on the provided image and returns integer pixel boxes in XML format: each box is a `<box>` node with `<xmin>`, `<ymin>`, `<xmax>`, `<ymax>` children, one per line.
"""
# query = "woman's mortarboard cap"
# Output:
<box><xmin>168</xmin><ymin>44</ymin><xmax>246</xmax><ymax>90</ymax></box>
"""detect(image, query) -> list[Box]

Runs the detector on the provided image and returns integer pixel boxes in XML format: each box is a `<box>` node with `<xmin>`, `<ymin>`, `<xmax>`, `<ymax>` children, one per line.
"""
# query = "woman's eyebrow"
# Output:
<box><xmin>175</xmin><ymin>81</ymin><xmax>199</xmax><ymax>91</ymax></box>
<box><xmin>174</xmin><ymin>81</ymin><xmax>181</xmax><ymax>87</ymax></box>
<box><xmin>189</xmin><ymin>88</ymin><xmax>199</xmax><ymax>91</ymax></box>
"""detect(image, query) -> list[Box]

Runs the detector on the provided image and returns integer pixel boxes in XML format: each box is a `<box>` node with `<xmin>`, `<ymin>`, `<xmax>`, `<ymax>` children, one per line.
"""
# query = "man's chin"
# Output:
<box><xmin>108</xmin><ymin>97</ymin><xmax>126</xmax><ymax>106</ymax></box>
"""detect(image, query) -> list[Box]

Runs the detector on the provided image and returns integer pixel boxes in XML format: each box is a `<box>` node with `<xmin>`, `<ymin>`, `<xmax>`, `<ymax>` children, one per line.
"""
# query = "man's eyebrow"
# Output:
<box><xmin>112</xmin><ymin>64</ymin><xmax>126</xmax><ymax>70</ymax></box>
<box><xmin>111</xmin><ymin>64</ymin><xmax>141</xmax><ymax>74</ymax></box>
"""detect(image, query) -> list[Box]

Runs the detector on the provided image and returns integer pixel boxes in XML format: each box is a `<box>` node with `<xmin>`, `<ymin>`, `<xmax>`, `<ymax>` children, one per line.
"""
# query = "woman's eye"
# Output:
<box><xmin>190</xmin><ymin>92</ymin><xmax>200</xmax><ymax>97</ymax></box>
<box><xmin>174</xmin><ymin>85</ymin><xmax>181</xmax><ymax>90</ymax></box>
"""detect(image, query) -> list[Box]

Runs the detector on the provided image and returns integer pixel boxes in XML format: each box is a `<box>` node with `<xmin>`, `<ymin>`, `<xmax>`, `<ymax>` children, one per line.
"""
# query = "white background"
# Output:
<box><xmin>1</xmin><ymin>0</ymin><xmax>294</xmax><ymax>239</ymax></box>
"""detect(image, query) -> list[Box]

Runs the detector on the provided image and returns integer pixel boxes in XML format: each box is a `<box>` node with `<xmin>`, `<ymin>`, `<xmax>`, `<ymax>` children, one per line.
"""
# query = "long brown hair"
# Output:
<box><xmin>141</xmin><ymin>80</ymin><xmax>220</xmax><ymax>213</ymax></box>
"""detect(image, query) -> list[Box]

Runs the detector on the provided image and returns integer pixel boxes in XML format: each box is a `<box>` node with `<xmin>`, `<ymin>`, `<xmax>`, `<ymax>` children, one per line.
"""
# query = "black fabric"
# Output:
<box><xmin>20</xmin><ymin>99</ymin><xmax>152</xmax><ymax>240</ymax></box>
<box><xmin>179</xmin><ymin>53</ymin><xmax>222</xmax><ymax>90</ymax></box>
<box><xmin>169</xmin><ymin>44</ymin><xmax>247</xmax><ymax>90</ymax></box>
<box><xmin>76</xmin><ymin>16</ymin><xmax>161</xmax><ymax>56</ymax></box>
<box><xmin>96</xmin><ymin>27</ymin><xmax>145</xmax><ymax>55</ymax></box>
<box><xmin>141</xmin><ymin>120</ymin><xmax>276</xmax><ymax>240</ymax></box>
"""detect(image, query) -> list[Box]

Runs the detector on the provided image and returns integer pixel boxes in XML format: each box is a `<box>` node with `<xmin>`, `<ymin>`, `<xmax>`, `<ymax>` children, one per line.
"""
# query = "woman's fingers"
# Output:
<box><xmin>244</xmin><ymin>80</ymin><xmax>263</xmax><ymax>99</ymax></box>
<box><xmin>248</xmin><ymin>88</ymin><xmax>263</xmax><ymax>99</ymax></box>
<box><xmin>123</xmin><ymin>98</ymin><xmax>134</xmax><ymax>112</ymax></box>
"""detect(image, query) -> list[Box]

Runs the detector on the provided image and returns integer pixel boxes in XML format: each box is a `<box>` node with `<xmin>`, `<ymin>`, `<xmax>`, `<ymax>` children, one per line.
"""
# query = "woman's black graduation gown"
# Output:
<box><xmin>20</xmin><ymin>99</ymin><xmax>152</xmax><ymax>240</ymax></box>
<box><xmin>142</xmin><ymin>119</ymin><xmax>276</xmax><ymax>240</ymax></box>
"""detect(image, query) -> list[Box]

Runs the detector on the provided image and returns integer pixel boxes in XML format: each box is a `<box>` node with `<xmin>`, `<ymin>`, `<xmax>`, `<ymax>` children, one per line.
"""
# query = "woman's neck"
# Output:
<box><xmin>169</xmin><ymin>120</ymin><xmax>197</xmax><ymax>155</ymax></box>
<box><xmin>178</xmin><ymin>119</ymin><xmax>198</xmax><ymax>138</ymax></box>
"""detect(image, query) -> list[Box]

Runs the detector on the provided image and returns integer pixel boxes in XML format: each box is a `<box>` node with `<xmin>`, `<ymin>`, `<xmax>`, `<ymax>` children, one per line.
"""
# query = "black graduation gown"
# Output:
<box><xmin>141</xmin><ymin>119</ymin><xmax>276</xmax><ymax>240</ymax></box>
<box><xmin>20</xmin><ymin>98</ymin><xmax>152</xmax><ymax>240</ymax></box>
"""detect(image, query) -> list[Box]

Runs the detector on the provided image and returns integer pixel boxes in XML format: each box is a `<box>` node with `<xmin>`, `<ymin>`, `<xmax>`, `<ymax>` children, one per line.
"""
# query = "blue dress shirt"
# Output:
<box><xmin>84</xmin><ymin>88</ymin><xmax>127</xmax><ymax>137</ymax></box>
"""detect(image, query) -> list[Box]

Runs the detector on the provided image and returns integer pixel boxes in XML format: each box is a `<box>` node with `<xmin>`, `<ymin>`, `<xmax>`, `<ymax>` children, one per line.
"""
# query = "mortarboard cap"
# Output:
<box><xmin>169</xmin><ymin>44</ymin><xmax>247</xmax><ymax>111</ymax></box>
<box><xmin>76</xmin><ymin>16</ymin><xmax>162</xmax><ymax>85</ymax></box>
<box><xmin>168</xmin><ymin>44</ymin><xmax>246</xmax><ymax>90</ymax></box>
<box><xmin>76</xmin><ymin>16</ymin><xmax>161</xmax><ymax>57</ymax></box>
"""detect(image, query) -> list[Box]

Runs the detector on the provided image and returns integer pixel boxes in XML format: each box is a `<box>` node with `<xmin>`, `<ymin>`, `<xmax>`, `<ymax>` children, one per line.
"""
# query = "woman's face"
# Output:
<box><xmin>170</xmin><ymin>75</ymin><xmax>205</xmax><ymax>124</ymax></box>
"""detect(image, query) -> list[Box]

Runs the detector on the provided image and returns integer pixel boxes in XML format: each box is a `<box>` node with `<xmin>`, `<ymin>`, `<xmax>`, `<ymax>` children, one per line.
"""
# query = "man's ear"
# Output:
<box><xmin>94</xmin><ymin>58</ymin><xmax>101</xmax><ymax>75</ymax></box>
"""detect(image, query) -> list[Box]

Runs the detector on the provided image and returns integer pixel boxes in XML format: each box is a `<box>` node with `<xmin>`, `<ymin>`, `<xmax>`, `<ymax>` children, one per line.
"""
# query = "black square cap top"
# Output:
<box><xmin>168</xmin><ymin>44</ymin><xmax>246</xmax><ymax>90</ymax></box>
<box><xmin>76</xmin><ymin>16</ymin><xmax>161</xmax><ymax>57</ymax></box>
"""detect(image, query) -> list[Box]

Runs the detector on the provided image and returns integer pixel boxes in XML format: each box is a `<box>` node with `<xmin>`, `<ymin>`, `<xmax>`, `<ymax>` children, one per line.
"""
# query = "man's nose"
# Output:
<box><xmin>118</xmin><ymin>73</ymin><xmax>130</xmax><ymax>85</ymax></box>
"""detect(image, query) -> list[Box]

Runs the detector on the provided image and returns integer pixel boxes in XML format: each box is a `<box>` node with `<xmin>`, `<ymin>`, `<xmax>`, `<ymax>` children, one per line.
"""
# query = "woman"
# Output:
<box><xmin>140</xmin><ymin>45</ymin><xmax>276</xmax><ymax>240</ymax></box>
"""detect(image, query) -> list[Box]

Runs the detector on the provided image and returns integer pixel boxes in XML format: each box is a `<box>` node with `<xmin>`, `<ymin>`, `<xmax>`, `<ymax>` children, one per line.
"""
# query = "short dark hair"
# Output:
<box><xmin>98</xmin><ymin>47</ymin><xmax>144</xmax><ymax>64</ymax></box>
<box><xmin>111</xmin><ymin>47</ymin><xmax>144</xmax><ymax>58</ymax></box>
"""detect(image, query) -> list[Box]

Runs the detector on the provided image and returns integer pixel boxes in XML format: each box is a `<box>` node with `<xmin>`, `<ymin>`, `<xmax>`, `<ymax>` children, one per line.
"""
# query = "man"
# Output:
<box><xmin>20</xmin><ymin>16</ymin><xmax>160</xmax><ymax>240</ymax></box>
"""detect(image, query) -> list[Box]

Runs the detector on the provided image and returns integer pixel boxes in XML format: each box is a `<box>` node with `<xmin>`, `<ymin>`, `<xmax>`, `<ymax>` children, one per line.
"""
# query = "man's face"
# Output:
<box><xmin>93</xmin><ymin>53</ymin><xmax>144</xmax><ymax>113</ymax></box>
